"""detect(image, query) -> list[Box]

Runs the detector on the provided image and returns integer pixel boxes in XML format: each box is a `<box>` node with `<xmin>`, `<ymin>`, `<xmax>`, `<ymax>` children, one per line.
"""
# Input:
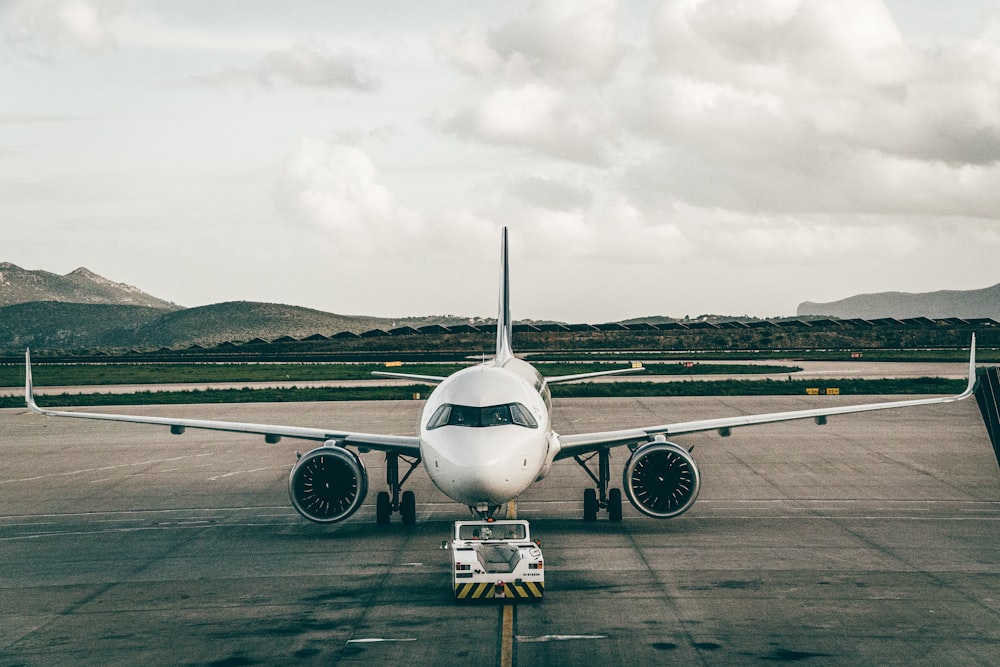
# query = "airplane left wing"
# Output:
<box><xmin>24</xmin><ymin>350</ymin><xmax>421</xmax><ymax>456</ymax></box>
<box><xmin>555</xmin><ymin>337</ymin><xmax>978</xmax><ymax>459</ymax></box>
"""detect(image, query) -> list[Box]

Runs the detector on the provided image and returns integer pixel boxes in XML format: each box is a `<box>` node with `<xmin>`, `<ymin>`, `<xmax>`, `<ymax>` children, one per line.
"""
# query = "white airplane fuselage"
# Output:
<box><xmin>418</xmin><ymin>356</ymin><xmax>557</xmax><ymax>508</ymax></box>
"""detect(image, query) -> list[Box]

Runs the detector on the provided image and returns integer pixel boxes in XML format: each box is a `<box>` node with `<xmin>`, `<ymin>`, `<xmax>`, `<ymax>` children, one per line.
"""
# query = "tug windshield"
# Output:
<box><xmin>427</xmin><ymin>403</ymin><xmax>538</xmax><ymax>430</ymax></box>
<box><xmin>459</xmin><ymin>524</ymin><xmax>526</xmax><ymax>540</ymax></box>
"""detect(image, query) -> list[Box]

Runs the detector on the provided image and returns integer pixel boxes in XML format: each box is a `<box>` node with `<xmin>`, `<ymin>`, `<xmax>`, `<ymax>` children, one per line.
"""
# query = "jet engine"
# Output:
<box><xmin>288</xmin><ymin>443</ymin><xmax>368</xmax><ymax>524</ymax></box>
<box><xmin>622</xmin><ymin>440</ymin><xmax>701</xmax><ymax>519</ymax></box>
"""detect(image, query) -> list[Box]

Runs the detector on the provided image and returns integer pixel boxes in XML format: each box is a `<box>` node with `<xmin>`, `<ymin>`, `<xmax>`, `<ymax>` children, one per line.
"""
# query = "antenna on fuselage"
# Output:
<box><xmin>495</xmin><ymin>226</ymin><xmax>514</xmax><ymax>364</ymax></box>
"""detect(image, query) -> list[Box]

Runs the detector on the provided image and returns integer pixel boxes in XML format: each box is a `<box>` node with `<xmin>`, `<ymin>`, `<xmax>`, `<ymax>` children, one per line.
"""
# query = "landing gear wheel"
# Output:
<box><xmin>376</xmin><ymin>491</ymin><xmax>391</xmax><ymax>525</ymax></box>
<box><xmin>608</xmin><ymin>488</ymin><xmax>623</xmax><ymax>522</ymax></box>
<box><xmin>583</xmin><ymin>488</ymin><xmax>598</xmax><ymax>522</ymax></box>
<box><xmin>401</xmin><ymin>490</ymin><xmax>416</xmax><ymax>525</ymax></box>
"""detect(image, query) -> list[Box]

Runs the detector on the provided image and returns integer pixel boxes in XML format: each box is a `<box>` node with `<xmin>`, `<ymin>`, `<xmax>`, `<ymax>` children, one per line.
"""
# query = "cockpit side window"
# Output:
<box><xmin>509</xmin><ymin>403</ymin><xmax>537</xmax><ymax>428</ymax></box>
<box><xmin>427</xmin><ymin>404</ymin><xmax>452</xmax><ymax>429</ymax></box>
<box><xmin>427</xmin><ymin>403</ymin><xmax>538</xmax><ymax>430</ymax></box>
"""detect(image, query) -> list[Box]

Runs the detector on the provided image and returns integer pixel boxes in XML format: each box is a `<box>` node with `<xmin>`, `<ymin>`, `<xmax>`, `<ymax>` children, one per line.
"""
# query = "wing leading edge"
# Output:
<box><xmin>23</xmin><ymin>350</ymin><xmax>421</xmax><ymax>456</ymax></box>
<box><xmin>555</xmin><ymin>336</ymin><xmax>979</xmax><ymax>458</ymax></box>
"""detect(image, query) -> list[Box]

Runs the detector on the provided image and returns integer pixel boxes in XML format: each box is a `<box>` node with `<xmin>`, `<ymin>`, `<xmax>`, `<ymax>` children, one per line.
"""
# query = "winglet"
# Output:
<box><xmin>965</xmin><ymin>333</ymin><xmax>978</xmax><ymax>397</ymax></box>
<box><xmin>495</xmin><ymin>226</ymin><xmax>514</xmax><ymax>364</ymax></box>
<box><xmin>25</xmin><ymin>348</ymin><xmax>41</xmax><ymax>413</ymax></box>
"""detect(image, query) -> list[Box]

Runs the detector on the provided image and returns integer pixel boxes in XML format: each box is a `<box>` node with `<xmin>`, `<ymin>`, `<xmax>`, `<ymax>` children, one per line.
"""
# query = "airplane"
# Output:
<box><xmin>24</xmin><ymin>227</ymin><xmax>980</xmax><ymax>525</ymax></box>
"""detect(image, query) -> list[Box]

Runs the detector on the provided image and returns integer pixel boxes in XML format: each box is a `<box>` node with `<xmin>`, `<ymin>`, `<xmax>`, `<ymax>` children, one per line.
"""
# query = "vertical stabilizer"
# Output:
<box><xmin>495</xmin><ymin>227</ymin><xmax>514</xmax><ymax>363</ymax></box>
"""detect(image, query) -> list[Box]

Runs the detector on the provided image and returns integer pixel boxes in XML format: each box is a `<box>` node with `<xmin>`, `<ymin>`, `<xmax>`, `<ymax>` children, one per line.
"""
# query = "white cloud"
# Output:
<box><xmin>489</xmin><ymin>0</ymin><xmax>622</xmax><ymax>82</ymax></box>
<box><xmin>259</xmin><ymin>41</ymin><xmax>376</xmax><ymax>90</ymax></box>
<box><xmin>1</xmin><ymin>0</ymin><xmax>126</xmax><ymax>58</ymax></box>
<box><xmin>444</xmin><ymin>83</ymin><xmax>613</xmax><ymax>163</ymax></box>
<box><xmin>649</xmin><ymin>0</ymin><xmax>907</xmax><ymax>88</ymax></box>
<box><xmin>431</xmin><ymin>26</ymin><xmax>505</xmax><ymax>78</ymax></box>
<box><xmin>434</xmin><ymin>0</ymin><xmax>622</xmax><ymax>83</ymax></box>
<box><xmin>275</xmin><ymin>139</ymin><xmax>422</xmax><ymax>256</ymax></box>
<box><xmin>191</xmin><ymin>40</ymin><xmax>376</xmax><ymax>91</ymax></box>
<box><xmin>612</xmin><ymin>0</ymin><xmax>1000</xmax><ymax>221</ymax></box>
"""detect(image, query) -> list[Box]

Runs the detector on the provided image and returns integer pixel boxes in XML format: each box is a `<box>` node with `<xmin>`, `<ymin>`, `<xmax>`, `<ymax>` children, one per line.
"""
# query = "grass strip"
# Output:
<box><xmin>0</xmin><ymin>361</ymin><xmax>800</xmax><ymax>387</ymax></box>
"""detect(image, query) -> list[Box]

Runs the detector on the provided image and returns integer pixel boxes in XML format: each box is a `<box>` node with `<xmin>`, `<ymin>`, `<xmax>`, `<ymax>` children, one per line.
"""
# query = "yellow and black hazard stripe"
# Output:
<box><xmin>454</xmin><ymin>581</ymin><xmax>544</xmax><ymax>600</ymax></box>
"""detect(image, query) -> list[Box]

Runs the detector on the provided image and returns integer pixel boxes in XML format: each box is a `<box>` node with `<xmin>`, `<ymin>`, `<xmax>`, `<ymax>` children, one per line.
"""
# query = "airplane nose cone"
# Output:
<box><xmin>460</xmin><ymin>470</ymin><xmax>522</xmax><ymax>505</ymax></box>
<box><xmin>421</xmin><ymin>428</ymin><xmax>542</xmax><ymax>506</ymax></box>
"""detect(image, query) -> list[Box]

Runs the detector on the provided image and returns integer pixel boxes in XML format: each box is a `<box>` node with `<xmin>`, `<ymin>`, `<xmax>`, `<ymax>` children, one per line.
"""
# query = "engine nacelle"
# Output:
<box><xmin>623</xmin><ymin>440</ymin><xmax>701</xmax><ymax>519</ymax></box>
<box><xmin>288</xmin><ymin>443</ymin><xmax>368</xmax><ymax>524</ymax></box>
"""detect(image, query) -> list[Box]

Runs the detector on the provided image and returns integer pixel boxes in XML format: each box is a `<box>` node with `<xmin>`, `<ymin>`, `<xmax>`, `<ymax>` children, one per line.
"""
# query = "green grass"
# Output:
<box><xmin>0</xmin><ymin>361</ymin><xmax>801</xmax><ymax>387</ymax></box>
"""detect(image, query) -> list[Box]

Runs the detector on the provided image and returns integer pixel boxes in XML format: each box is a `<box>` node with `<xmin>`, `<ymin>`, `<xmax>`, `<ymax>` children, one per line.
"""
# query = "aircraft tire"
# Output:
<box><xmin>608</xmin><ymin>488</ymin><xmax>623</xmax><ymax>522</ymax></box>
<box><xmin>583</xmin><ymin>488</ymin><xmax>598</xmax><ymax>522</ymax></box>
<box><xmin>376</xmin><ymin>491</ymin><xmax>391</xmax><ymax>525</ymax></box>
<box><xmin>401</xmin><ymin>490</ymin><xmax>416</xmax><ymax>525</ymax></box>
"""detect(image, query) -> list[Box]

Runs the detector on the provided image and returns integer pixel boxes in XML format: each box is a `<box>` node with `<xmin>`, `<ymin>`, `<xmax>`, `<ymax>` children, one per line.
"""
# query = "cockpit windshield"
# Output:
<box><xmin>427</xmin><ymin>402</ymin><xmax>538</xmax><ymax>430</ymax></box>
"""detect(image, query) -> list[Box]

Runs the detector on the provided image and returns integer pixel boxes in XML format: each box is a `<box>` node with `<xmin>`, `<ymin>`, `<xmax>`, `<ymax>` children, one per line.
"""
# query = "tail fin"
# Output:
<box><xmin>495</xmin><ymin>227</ymin><xmax>514</xmax><ymax>363</ymax></box>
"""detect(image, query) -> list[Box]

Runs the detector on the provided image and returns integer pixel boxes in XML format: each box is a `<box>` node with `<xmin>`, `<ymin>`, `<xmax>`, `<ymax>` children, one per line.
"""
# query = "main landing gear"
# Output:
<box><xmin>574</xmin><ymin>449</ymin><xmax>622</xmax><ymax>522</ymax></box>
<box><xmin>375</xmin><ymin>452</ymin><xmax>420</xmax><ymax>525</ymax></box>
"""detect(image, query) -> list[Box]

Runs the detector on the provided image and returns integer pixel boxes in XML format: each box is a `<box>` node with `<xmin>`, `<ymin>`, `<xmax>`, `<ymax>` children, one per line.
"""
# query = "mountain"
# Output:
<box><xmin>0</xmin><ymin>300</ymin><xmax>479</xmax><ymax>352</ymax></box>
<box><xmin>124</xmin><ymin>301</ymin><xmax>410</xmax><ymax>349</ymax></box>
<box><xmin>0</xmin><ymin>262</ymin><xmax>499</xmax><ymax>352</ymax></box>
<box><xmin>0</xmin><ymin>263</ymin><xmax>179</xmax><ymax>309</ymax></box>
<box><xmin>0</xmin><ymin>301</ymin><xmax>166</xmax><ymax>351</ymax></box>
<box><xmin>798</xmin><ymin>283</ymin><xmax>1000</xmax><ymax>320</ymax></box>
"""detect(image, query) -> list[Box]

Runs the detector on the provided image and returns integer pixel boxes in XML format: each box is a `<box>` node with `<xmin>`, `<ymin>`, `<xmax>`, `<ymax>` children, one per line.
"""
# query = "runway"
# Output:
<box><xmin>3</xmin><ymin>395</ymin><xmax>1000</xmax><ymax>665</ymax></box>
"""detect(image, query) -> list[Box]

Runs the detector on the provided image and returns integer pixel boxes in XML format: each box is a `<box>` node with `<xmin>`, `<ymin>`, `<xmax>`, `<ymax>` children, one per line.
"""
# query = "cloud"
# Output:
<box><xmin>432</xmin><ymin>0</ymin><xmax>1000</xmax><ymax>219</ymax></box>
<box><xmin>431</xmin><ymin>0</ymin><xmax>624</xmax><ymax>162</ymax></box>
<box><xmin>434</xmin><ymin>0</ymin><xmax>622</xmax><ymax>83</ymax></box>
<box><xmin>1</xmin><ymin>0</ymin><xmax>126</xmax><ymax>58</ymax></box>
<box><xmin>439</xmin><ymin>82</ymin><xmax>613</xmax><ymax>164</ymax></box>
<box><xmin>488</xmin><ymin>0</ymin><xmax>622</xmax><ymax>82</ymax></box>
<box><xmin>275</xmin><ymin>139</ymin><xmax>421</xmax><ymax>256</ymax></box>
<box><xmin>617</xmin><ymin>0</ymin><xmax>1000</xmax><ymax>220</ymax></box>
<box><xmin>194</xmin><ymin>40</ymin><xmax>376</xmax><ymax>91</ymax></box>
<box><xmin>259</xmin><ymin>41</ymin><xmax>376</xmax><ymax>90</ymax></box>
<box><xmin>650</xmin><ymin>0</ymin><xmax>907</xmax><ymax>87</ymax></box>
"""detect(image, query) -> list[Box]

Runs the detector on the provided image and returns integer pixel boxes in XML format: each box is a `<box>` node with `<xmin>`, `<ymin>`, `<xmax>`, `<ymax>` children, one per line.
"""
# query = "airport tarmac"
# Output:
<box><xmin>2</xmin><ymin>393</ymin><xmax>1000</xmax><ymax>665</ymax></box>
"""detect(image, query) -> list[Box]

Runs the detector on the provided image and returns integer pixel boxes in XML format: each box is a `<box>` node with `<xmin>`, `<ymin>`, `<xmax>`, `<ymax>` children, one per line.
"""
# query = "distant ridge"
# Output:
<box><xmin>0</xmin><ymin>263</ymin><xmax>179</xmax><ymax>309</ymax></box>
<box><xmin>0</xmin><ymin>300</ymin><xmax>480</xmax><ymax>352</ymax></box>
<box><xmin>0</xmin><ymin>262</ymin><xmax>491</xmax><ymax>352</ymax></box>
<box><xmin>798</xmin><ymin>283</ymin><xmax>1000</xmax><ymax>320</ymax></box>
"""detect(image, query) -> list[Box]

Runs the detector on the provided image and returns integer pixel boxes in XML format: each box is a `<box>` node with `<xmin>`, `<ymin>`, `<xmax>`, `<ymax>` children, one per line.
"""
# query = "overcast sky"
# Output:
<box><xmin>2</xmin><ymin>0</ymin><xmax>999</xmax><ymax>322</ymax></box>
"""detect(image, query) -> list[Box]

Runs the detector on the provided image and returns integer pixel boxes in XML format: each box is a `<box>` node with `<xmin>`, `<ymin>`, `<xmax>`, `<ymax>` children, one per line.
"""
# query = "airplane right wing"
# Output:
<box><xmin>555</xmin><ymin>336</ymin><xmax>979</xmax><ymax>459</ymax></box>
<box><xmin>545</xmin><ymin>366</ymin><xmax>645</xmax><ymax>384</ymax></box>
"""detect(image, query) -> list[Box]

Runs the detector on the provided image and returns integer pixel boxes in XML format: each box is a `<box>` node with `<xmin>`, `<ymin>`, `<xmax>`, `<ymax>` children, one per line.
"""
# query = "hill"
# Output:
<box><xmin>798</xmin><ymin>283</ymin><xmax>1000</xmax><ymax>320</ymax></box>
<box><xmin>124</xmin><ymin>301</ymin><xmax>418</xmax><ymax>349</ymax></box>
<box><xmin>0</xmin><ymin>302</ymin><xmax>166</xmax><ymax>351</ymax></box>
<box><xmin>0</xmin><ymin>300</ymin><xmax>477</xmax><ymax>352</ymax></box>
<box><xmin>0</xmin><ymin>263</ymin><xmax>179</xmax><ymax>309</ymax></box>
